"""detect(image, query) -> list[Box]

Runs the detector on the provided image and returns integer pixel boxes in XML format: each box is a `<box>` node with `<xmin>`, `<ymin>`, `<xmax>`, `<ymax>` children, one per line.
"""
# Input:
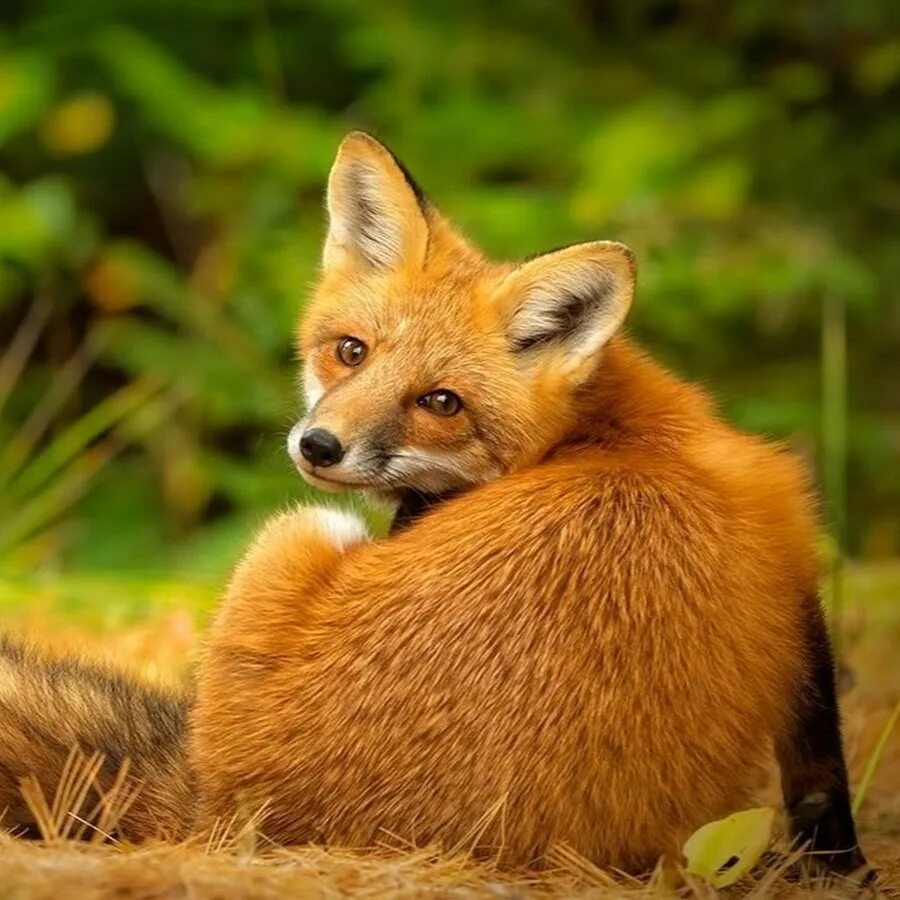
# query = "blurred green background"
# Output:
<box><xmin>1</xmin><ymin>0</ymin><xmax>898</xmax><ymax>590</ymax></box>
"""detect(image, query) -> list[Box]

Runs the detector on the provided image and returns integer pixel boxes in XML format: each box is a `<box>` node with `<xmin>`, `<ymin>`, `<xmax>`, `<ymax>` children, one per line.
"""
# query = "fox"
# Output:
<box><xmin>0</xmin><ymin>637</ymin><xmax>192</xmax><ymax>840</ymax></box>
<box><xmin>189</xmin><ymin>132</ymin><xmax>867</xmax><ymax>874</ymax></box>
<box><xmin>0</xmin><ymin>131</ymin><xmax>866</xmax><ymax>876</ymax></box>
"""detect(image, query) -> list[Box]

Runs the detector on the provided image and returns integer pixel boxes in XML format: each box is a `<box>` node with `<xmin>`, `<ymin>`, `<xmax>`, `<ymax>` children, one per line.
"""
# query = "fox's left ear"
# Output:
<box><xmin>499</xmin><ymin>241</ymin><xmax>636</xmax><ymax>379</ymax></box>
<box><xmin>324</xmin><ymin>131</ymin><xmax>430</xmax><ymax>270</ymax></box>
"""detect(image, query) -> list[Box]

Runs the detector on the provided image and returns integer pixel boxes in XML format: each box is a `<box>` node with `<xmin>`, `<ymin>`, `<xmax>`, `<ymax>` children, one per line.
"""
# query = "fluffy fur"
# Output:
<box><xmin>192</xmin><ymin>336</ymin><xmax>822</xmax><ymax>870</ymax></box>
<box><xmin>0</xmin><ymin>638</ymin><xmax>192</xmax><ymax>840</ymax></box>
<box><xmin>190</xmin><ymin>133</ymin><xmax>853</xmax><ymax>871</ymax></box>
<box><xmin>0</xmin><ymin>132</ymin><xmax>863</xmax><ymax>875</ymax></box>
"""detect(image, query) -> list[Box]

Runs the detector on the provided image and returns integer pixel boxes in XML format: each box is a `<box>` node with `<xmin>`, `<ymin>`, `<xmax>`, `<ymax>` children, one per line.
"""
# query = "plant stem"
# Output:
<box><xmin>853</xmin><ymin>698</ymin><xmax>900</xmax><ymax>817</ymax></box>
<box><xmin>821</xmin><ymin>293</ymin><xmax>847</xmax><ymax>659</ymax></box>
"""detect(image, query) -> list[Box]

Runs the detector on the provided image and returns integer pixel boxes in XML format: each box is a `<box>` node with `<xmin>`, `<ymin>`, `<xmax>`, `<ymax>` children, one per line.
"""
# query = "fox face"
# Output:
<box><xmin>288</xmin><ymin>132</ymin><xmax>636</xmax><ymax>499</ymax></box>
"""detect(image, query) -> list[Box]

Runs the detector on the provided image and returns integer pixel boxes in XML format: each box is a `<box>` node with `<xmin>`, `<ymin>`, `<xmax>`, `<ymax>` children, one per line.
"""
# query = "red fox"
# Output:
<box><xmin>189</xmin><ymin>132</ymin><xmax>866</xmax><ymax>873</ymax></box>
<box><xmin>0</xmin><ymin>131</ymin><xmax>865</xmax><ymax>876</ymax></box>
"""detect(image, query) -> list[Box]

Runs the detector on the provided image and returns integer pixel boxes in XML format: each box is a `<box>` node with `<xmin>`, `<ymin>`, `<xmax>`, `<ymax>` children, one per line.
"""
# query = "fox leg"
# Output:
<box><xmin>777</xmin><ymin>596</ymin><xmax>869</xmax><ymax>877</ymax></box>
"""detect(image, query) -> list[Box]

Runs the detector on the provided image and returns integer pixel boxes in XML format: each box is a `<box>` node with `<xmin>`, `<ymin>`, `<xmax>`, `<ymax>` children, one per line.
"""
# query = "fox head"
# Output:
<box><xmin>288</xmin><ymin>131</ymin><xmax>636</xmax><ymax>500</ymax></box>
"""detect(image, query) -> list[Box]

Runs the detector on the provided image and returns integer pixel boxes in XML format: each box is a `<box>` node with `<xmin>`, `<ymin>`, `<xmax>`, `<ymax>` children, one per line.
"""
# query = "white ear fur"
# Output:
<box><xmin>323</xmin><ymin>132</ymin><xmax>428</xmax><ymax>270</ymax></box>
<box><xmin>504</xmin><ymin>241</ymin><xmax>635</xmax><ymax>372</ymax></box>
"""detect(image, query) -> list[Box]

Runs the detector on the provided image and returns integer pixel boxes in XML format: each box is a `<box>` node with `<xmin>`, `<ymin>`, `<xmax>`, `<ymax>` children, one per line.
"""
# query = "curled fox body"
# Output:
<box><xmin>2</xmin><ymin>133</ymin><xmax>864</xmax><ymax>874</ymax></box>
<box><xmin>191</xmin><ymin>134</ymin><xmax>864</xmax><ymax>871</ymax></box>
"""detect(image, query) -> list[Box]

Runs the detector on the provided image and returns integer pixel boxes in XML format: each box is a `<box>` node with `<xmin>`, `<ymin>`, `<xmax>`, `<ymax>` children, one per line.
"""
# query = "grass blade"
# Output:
<box><xmin>3</xmin><ymin>377</ymin><xmax>161</xmax><ymax>500</ymax></box>
<box><xmin>853</xmin><ymin>697</ymin><xmax>900</xmax><ymax>817</ymax></box>
<box><xmin>0</xmin><ymin>292</ymin><xmax>52</xmax><ymax>418</ymax></box>
<box><xmin>0</xmin><ymin>440</ymin><xmax>121</xmax><ymax>555</ymax></box>
<box><xmin>0</xmin><ymin>331</ymin><xmax>101</xmax><ymax>489</ymax></box>
<box><xmin>821</xmin><ymin>293</ymin><xmax>847</xmax><ymax>658</ymax></box>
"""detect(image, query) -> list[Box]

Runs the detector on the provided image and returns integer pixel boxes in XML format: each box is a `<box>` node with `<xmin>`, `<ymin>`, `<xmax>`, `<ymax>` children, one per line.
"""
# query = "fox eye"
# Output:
<box><xmin>417</xmin><ymin>389</ymin><xmax>462</xmax><ymax>417</ymax></box>
<box><xmin>336</xmin><ymin>336</ymin><xmax>367</xmax><ymax>367</ymax></box>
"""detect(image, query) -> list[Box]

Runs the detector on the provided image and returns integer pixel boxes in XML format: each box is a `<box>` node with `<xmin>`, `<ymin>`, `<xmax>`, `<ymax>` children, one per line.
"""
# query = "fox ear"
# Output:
<box><xmin>324</xmin><ymin>131</ymin><xmax>429</xmax><ymax>270</ymax></box>
<box><xmin>500</xmin><ymin>241</ymin><xmax>635</xmax><ymax>376</ymax></box>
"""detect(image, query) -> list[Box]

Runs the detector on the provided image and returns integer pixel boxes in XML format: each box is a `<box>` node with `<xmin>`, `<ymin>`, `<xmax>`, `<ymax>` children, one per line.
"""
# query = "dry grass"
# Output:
<box><xmin>1</xmin><ymin>832</ymin><xmax>896</xmax><ymax>900</ymax></box>
<box><xmin>0</xmin><ymin>562</ymin><xmax>898</xmax><ymax>898</ymax></box>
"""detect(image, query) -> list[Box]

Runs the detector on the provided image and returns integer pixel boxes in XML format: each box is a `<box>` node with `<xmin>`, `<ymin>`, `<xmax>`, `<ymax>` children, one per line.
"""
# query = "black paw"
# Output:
<box><xmin>788</xmin><ymin>791</ymin><xmax>874</xmax><ymax>883</ymax></box>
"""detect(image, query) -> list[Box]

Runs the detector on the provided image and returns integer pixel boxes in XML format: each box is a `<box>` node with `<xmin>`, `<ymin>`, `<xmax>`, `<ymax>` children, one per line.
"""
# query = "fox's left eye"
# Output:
<box><xmin>336</xmin><ymin>336</ymin><xmax>367</xmax><ymax>367</ymax></box>
<box><xmin>417</xmin><ymin>390</ymin><xmax>462</xmax><ymax>417</ymax></box>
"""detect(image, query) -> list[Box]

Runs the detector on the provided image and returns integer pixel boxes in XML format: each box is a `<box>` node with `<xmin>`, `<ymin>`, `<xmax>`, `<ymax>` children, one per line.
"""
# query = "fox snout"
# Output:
<box><xmin>287</xmin><ymin>419</ymin><xmax>395</xmax><ymax>492</ymax></box>
<box><xmin>287</xmin><ymin>417</ymin><xmax>486</xmax><ymax>498</ymax></box>
<box><xmin>287</xmin><ymin>421</ymin><xmax>353</xmax><ymax>491</ymax></box>
<box><xmin>298</xmin><ymin>428</ymin><xmax>345</xmax><ymax>468</ymax></box>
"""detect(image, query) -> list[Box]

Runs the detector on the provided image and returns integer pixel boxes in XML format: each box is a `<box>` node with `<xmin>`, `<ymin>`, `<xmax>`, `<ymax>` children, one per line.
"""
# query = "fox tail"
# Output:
<box><xmin>0</xmin><ymin>636</ymin><xmax>193</xmax><ymax>841</ymax></box>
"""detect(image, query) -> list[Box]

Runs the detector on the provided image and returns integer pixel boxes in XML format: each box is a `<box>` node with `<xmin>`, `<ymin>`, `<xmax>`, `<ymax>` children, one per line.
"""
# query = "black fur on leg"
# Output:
<box><xmin>777</xmin><ymin>595</ymin><xmax>873</xmax><ymax>881</ymax></box>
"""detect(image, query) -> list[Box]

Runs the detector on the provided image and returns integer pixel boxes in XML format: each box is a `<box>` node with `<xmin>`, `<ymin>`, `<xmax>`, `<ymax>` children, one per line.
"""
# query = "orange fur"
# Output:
<box><xmin>190</xmin><ymin>134</ymin><xmax>821</xmax><ymax>870</ymax></box>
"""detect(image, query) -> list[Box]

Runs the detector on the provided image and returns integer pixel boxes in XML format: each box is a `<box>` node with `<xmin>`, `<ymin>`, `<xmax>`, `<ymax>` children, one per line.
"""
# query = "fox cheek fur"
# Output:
<box><xmin>190</xmin><ymin>132</ymin><xmax>867</xmax><ymax>874</ymax></box>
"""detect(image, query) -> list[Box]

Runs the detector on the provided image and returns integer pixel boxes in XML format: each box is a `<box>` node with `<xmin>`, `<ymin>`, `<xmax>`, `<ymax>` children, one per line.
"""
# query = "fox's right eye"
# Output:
<box><xmin>336</xmin><ymin>336</ymin><xmax>367</xmax><ymax>367</ymax></box>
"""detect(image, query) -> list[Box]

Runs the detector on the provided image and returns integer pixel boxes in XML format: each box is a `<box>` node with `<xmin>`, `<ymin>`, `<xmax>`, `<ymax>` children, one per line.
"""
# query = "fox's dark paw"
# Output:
<box><xmin>788</xmin><ymin>791</ymin><xmax>874</xmax><ymax>885</ymax></box>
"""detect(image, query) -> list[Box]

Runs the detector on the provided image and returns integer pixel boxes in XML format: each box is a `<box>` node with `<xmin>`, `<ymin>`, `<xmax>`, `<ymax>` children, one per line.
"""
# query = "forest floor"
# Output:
<box><xmin>0</xmin><ymin>561</ymin><xmax>898</xmax><ymax>899</ymax></box>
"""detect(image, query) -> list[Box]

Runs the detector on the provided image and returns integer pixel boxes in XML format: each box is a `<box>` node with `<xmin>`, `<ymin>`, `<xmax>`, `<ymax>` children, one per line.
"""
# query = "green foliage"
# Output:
<box><xmin>0</xmin><ymin>0</ymin><xmax>898</xmax><ymax>575</ymax></box>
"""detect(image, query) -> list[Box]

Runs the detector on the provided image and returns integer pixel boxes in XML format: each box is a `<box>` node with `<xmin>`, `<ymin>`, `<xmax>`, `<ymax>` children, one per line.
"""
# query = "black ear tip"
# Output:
<box><xmin>335</xmin><ymin>132</ymin><xmax>427</xmax><ymax>207</ymax></box>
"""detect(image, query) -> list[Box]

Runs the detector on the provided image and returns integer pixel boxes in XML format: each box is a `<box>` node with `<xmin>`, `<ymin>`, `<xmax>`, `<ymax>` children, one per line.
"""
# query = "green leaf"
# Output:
<box><xmin>94</xmin><ymin>26</ymin><xmax>266</xmax><ymax>166</ymax></box>
<box><xmin>855</xmin><ymin>40</ymin><xmax>900</xmax><ymax>94</ymax></box>
<box><xmin>682</xmin><ymin>806</ymin><xmax>775</xmax><ymax>888</ymax></box>
<box><xmin>96</xmin><ymin>319</ymin><xmax>289</xmax><ymax>425</ymax></box>
<box><xmin>0</xmin><ymin>178</ymin><xmax>79</xmax><ymax>268</ymax></box>
<box><xmin>0</xmin><ymin>51</ymin><xmax>54</xmax><ymax>146</ymax></box>
<box><xmin>93</xmin><ymin>26</ymin><xmax>337</xmax><ymax>179</ymax></box>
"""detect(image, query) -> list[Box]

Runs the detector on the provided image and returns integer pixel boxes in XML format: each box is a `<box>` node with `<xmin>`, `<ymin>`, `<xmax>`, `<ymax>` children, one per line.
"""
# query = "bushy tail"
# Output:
<box><xmin>0</xmin><ymin>637</ymin><xmax>193</xmax><ymax>841</ymax></box>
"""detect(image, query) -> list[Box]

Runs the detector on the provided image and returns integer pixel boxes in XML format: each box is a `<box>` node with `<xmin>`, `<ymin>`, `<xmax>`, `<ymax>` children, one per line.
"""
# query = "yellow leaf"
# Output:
<box><xmin>682</xmin><ymin>806</ymin><xmax>775</xmax><ymax>888</ymax></box>
<box><xmin>85</xmin><ymin>254</ymin><xmax>139</xmax><ymax>312</ymax></box>
<box><xmin>40</xmin><ymin>91</ymin><xmax>115</xmax><ymax>156</ymax></box>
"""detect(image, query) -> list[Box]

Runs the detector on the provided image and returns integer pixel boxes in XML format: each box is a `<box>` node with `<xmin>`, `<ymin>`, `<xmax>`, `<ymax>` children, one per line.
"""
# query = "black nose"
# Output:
<box><xmin>299</xmin><ymin>428</ymin><xmax>344</xmax><ymax>468</ymax></box>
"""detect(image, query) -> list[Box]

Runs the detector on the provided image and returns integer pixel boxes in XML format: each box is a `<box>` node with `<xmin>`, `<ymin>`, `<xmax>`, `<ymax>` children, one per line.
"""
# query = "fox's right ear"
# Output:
<box><xmin>498</xmin><ymin>240</ymin><xmax>636</xmax><ymax>382</ymax></box>
<box><xmin>323</xmin><ymin>132</ymin><xmax>430</xmax><ymax>271</ymax></box>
